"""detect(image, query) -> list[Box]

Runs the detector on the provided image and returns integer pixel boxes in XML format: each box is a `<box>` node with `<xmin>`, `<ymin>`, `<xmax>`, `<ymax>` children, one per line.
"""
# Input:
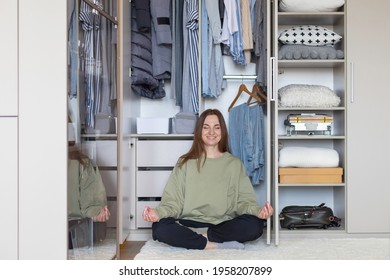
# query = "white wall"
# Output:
<box><xmin>0</xmin><ymin>0</ymin><xmax>18</xmax><ymax>260</ymax></box>
<box><xmin>18</xmin><ymin>0</ymin><xmax>68</xmax><ymax>259</ymax></box>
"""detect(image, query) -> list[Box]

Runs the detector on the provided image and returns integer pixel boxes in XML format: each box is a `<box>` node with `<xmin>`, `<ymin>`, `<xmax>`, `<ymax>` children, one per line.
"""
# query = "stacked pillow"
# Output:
<box><xmin>279</xmin><ymin>25</ymin><xmax>342</xmax><ymax>47</ymax></box>
<box><xmin>278</xmin><ymin>84</ymin><xmax>341</xmax><ymax>108</ymax></box>
<box><xmin>278</xmin><ymin>25</ymin><xmax>343</xmax><ymax>59</ymax></box>
<box><xmin>279</xmin><ymin>0</ymin><xmax>345</xmax><ymax>12</ymax></box>
<box><xmin>277</xmin><ymin>1</ymin><xmax>345</xmax><ymax>60</ymax></box>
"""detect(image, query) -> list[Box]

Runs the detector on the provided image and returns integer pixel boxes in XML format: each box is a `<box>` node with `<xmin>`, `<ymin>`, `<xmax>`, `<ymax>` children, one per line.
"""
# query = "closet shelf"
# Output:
<box><xmin>278</xmin><ymin>12</ymin><xmax>344</xmax><ymax>25</ymax></box>
<box><xmin>81</xmin><ymin>134</ymin><xmax>117</xmax><ymax>140</ymax></box>
<box><xmin>278</xmin><ymin>60</ymin><xmax>345</xmax><ymax>68</ymax></box>
<box><xmin>278</xmin><ymin>183</ymin><xmax>345</xmax><ymax>187</ymax></box>
<box><xmin>278</xmin><ymin>107</ymin><xmax>346</xmax><ymax>111</ymax></box>
<box><xmin>278</xmin><ymin>135</ymin><xmax>345</xmax><ymax>140</ymax></box>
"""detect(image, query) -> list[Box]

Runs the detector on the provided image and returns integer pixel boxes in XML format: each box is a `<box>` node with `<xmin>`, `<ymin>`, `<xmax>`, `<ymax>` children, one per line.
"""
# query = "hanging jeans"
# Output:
<box><xmin>229</xmin><ymin>103</ymin><xmax>265</xmax><ymax>185</ymax></box>
<box><xmin>152</xmin><ymin>215</ymin><xmax>264</xmax><ymax>250</ymax></box>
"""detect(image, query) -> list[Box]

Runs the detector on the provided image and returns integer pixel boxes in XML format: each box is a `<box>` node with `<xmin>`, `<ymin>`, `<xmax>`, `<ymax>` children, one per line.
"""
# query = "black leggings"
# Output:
<box><xmin>152</xmin><ymin>214</ymin><xmax>265</xmax><ymax>250</ymax></box>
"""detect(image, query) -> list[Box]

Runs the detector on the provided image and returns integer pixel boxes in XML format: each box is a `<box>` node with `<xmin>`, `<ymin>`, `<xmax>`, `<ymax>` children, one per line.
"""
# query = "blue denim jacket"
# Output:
<box><xmin>229</xmin><ymin>103</ymin><xmax>265</xmax><ymax>185</ymax></box>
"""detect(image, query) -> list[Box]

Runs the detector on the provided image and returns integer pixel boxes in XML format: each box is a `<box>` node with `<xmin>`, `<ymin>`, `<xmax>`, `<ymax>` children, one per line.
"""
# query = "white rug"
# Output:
<box><xmin>68</xmin><ymin>238</ymin><xmax>117</xmax><ymax>260</ymax></box>
<box><xmin>134</xmin><ymin>237</ymin><xmax>390</xmax><ymax>260</ymax></box>
<box><xmin>68</xmin><ymin>229</ymin><xmax>117</xmax><ymax>260</ymax></box>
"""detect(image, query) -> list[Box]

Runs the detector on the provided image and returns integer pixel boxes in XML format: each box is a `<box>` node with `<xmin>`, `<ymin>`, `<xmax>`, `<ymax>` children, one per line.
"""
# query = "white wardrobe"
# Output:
<box><xmin>0</xmin><ymin>0</ymin><xmax>18</xmax><ymax>259</ymax></box>
<box><xmin>2</xmin><ymin>0</ymin><xmax>389</xmax><ymax>260</ymax></box>
<box><xmin>273</xmin><ymin>0</ymin><xmax>390</xmax><ymax>242</ymax></box>
<box><xmin>1</xmin><ymin>0</ymin><xmax>68</xmax><ymax>259</ymax></box>
<box><xmin>272</xmin><ymin>1</ymin><xmax>348</xmax><ymax>245</ymax></box>
<box><xmin>346</xmin><ymin>0</ymin><xmax>390</xmax><ymax>233</ymax></box>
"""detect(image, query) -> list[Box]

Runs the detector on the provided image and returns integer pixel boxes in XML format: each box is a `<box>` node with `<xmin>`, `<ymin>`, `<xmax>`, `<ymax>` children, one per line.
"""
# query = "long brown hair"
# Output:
<box><xmin>178</xmin><ymin>109</ymin><xmax>230</xmax><ymax>171</ymax></box>
<box><xmin>68</xmin><ymin>145</ymin><xmax>90</xmax><ymax>167</ymax></box>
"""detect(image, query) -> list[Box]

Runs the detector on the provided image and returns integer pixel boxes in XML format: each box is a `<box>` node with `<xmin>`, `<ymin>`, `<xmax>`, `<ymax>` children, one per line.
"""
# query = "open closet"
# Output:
<box><xmin>3</xmin><ymin>0</ymin><xmax>390</xmax><ymax>261</ymax></box>
<box><xmin>65</xmin><ymin>0</ymin><xmax>390</xmax><ymax>260</ymax></box>
<box><xmin>124</xmin><ymin>0</ymin><xmax>273</xmax><ymax>246</ymax></box>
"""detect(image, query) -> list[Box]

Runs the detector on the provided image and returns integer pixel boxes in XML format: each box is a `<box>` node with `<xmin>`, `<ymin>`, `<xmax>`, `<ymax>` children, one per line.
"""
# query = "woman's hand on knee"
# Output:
<box><xmin>258</xmin><ymin>202</ymin><xmax>274</xmax><ymax>219</ymax></box>
<box><xmin>143</xmin><ymin>206</ymin><xmax>160</xmax><ymax>222</ymax></box>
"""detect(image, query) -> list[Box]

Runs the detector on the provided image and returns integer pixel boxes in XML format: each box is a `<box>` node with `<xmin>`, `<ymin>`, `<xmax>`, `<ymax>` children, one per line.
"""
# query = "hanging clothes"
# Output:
<box><xmin>150</xmin><ymin>0</ymin><xmax>172</xmax><ymax>80</ymax></box>
<box><xmin>229</xmin><ymin>103</ymin><xmax>265</xmax><ymax>185</ymax></box>
<box><xmin>68</xmin><ymin>5</ymin><xmax>78</xmax><ymax>99</ymax></box>
<box><xmin>109</xmin><ymin>0</ymin><xmax>118</xmax><ymax>102</ymax></box>
<box><xmin>221</xmin><ymin>0</ymin><xmax>238</xmax><ymax>58</ymax></box>
<box><xmin>240</xmin><ymin>0</ymin><xmax>253</xmax><ymax>64</ymax></box>
<box><xmin>221</xmin><ymin>0</ymin><xmax>246</xmax><ymax>65</ymax></box>
<box><xmin>130</xmin><ymin>2</ymin><xmax>166</xmax><ymax>99</ymax></box>
<box><xmin>201</xmin><ymin>0</ymin><xmax>209</xmax><ymax>97</ymax></box>
<box><xmin>173</xmin><ymin>0</ymin><xmax>184</xmax><ymax>106</ymax></box>
<box><xmin>182</xmin><ymin>0</ymin><xmax>199</xmax><ymax>113</ymax></box>
<box><xmin>79</xmin><ymin>0</ymin><xmax>103</xmax><ymax>128</ymax></box>
<box><xmin>99</xmin><ymin>2</ymin><xmax>117</xmax><ymax>116</ymax></box>
<box><xmin>78</xmin><ymin>0</ymin><xmax>117</xmax><ymax>132</ymax></box>
<box><xmin>253</xmin><ymin>0</ymin><xmax>267</xmax><ymax>86</ymax></box>
<box><xmin>202</xmin><ymin>0</ymin><xmax>226</xmax><ymax>98</ymax></box>
<box><xmin>133</xmin><ymin>0</ymin><xmax>151</xmax><ymax>32</ymax></box>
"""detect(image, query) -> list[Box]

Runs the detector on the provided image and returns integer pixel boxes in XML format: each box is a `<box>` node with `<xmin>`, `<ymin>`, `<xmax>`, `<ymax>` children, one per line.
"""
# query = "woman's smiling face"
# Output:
<box><xmin>201</xmin><ymin>114</ymin><xmax>222</xmax><ymax>148</ymax></box>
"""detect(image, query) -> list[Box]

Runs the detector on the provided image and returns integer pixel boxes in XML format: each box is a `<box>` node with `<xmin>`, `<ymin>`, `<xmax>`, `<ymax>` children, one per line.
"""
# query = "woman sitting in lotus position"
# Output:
<box><xmin>143</xmin><ymin>109</ymin><xmax>273</xmax><ymax>250</ymax></box>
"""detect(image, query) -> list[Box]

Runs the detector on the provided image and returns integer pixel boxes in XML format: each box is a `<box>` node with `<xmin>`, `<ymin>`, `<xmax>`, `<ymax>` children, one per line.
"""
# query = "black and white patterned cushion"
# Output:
<box><xmin>279</xmin><ymin>25</ymin><xmax>342</xmax><ymax>46</ymax></box>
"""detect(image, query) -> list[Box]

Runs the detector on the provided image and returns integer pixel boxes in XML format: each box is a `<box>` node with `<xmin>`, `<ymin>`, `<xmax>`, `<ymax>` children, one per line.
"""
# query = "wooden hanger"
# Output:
<box><xmin>228</xmin><ymin>83</ymin><xmax>263</xmax><ymax>112</ymax></box>
<box><xmin>247</xmin><ymin>84</ymin><xmax>267</xmax><ymax>105</ymax></box>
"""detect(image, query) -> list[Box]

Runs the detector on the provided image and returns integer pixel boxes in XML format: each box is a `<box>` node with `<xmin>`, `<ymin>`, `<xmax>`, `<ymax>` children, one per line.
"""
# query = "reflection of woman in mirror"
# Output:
<box><xmin>68</xmin><ymin>144</ymin><xmax>110</xmax><ymax>222</ymax></box>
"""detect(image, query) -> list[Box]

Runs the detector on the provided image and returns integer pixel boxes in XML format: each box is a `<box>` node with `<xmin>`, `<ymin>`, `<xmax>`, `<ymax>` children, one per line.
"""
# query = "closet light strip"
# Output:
<box><xmin>223</xmin><ymin>75</ymin><xmax>257</xmax><ymax>80</ymax></box>
<box><xmin>83</xmin><ymin>0</ymin><xmax>118</xmax><ymax>25</ymax></box>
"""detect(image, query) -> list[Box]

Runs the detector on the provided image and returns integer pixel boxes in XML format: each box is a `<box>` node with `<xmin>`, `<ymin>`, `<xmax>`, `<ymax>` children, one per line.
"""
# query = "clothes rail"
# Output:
<box><xmin>223</xmin><ymin>75</ymin><xmax>257</xmax><ymax>80</ymax></box>
<box><xmin>83</xmin><ymin>0</ymin><xmax>118</xmax><ymax>25</ymax></box>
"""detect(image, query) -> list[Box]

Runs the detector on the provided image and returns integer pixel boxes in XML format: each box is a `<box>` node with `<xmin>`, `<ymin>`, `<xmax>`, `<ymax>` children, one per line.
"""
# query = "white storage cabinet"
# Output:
<box><xmin>273</xmin><ymin>2</ymin><xmax>347</xmax><ymax>244</ymax></box>
<box><xmin>130</xmin><ymin>136</ymin><xmax>193</xmax><ymax>236</ymax></box>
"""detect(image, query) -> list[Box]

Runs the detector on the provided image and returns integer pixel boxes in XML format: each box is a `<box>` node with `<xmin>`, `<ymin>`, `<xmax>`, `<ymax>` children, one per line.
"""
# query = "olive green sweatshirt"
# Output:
<box><xmin>155</xmin><ymin>152</ymin><xmax>261</xmax><ymax>224</ymax></box>
<box><xmin>68</xmin><ymin>159</ymin><xmax>107</xmax><ymax>219</ymax></box>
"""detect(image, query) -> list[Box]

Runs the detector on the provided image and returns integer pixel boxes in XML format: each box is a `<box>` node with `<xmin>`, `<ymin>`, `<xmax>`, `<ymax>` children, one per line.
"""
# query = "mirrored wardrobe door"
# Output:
<box><xmin>67</xmin><ymin>0</ymin><xmax>119</xmax><ymax>260</ymax></box>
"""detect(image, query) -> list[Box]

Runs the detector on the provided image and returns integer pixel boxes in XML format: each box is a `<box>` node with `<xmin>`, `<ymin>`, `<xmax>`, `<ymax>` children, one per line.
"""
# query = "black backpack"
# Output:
<box><xmin>279</xmin><ymin>203</ymin><xmax>341</xmax><ymax>229</ymax></box>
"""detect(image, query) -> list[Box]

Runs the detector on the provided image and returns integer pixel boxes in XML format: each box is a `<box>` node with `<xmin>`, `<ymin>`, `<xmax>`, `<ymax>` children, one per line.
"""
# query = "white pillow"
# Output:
<box><xmin>279</xmin><ymin>0</ymin><xmax>345</xmax><ymax>12</ymax></box>
<box><xmin>279</xmin><ymin>84</ymin><xmax>341</xmax><ymax>108</ymax></box>
<box><xmin>279</xmin><ymin>25</ymin><xmax>342</xmax><ymax>46</ymax></box>
<box><xmin>279</xmin><ymin>147</ymin><xmax>339</xmax><ymax>168</ymax></box>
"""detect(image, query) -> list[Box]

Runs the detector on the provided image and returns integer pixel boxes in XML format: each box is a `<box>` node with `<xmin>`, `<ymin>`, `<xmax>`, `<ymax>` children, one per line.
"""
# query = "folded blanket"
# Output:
<box><xmin>279</xmin><ymin>147</ymin><xmax>339</xmax><ymax>167</ymax></box>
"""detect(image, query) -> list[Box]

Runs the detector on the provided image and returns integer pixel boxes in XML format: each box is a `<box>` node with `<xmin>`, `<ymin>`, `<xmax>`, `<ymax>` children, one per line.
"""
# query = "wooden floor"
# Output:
<box><xmin>118</xmin><ymin>241</ymin><xmax>146</xmax><ymax>260</ymax></box>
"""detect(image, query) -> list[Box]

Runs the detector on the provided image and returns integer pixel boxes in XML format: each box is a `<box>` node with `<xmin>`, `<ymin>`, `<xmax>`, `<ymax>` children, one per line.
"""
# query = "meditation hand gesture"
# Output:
<box><xmin>143</xmin><ymin>206</ymin><xmax>160</xmax><ymax>222</ymax></box>
<box><xmin>258</xmin><ymin>202</ymin><xmax>274</xmax><ymax>220</ymax></box>
<box><xmin>92</xmin><ymin>205</ymin><xmax>111</xmax><ymax>222</ymax></box>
